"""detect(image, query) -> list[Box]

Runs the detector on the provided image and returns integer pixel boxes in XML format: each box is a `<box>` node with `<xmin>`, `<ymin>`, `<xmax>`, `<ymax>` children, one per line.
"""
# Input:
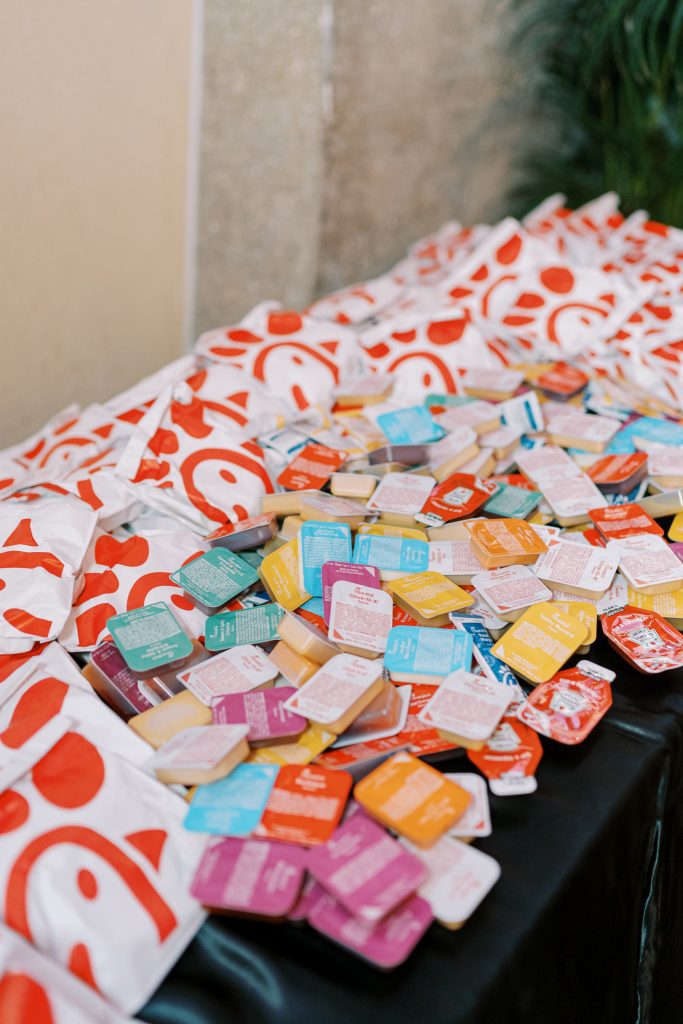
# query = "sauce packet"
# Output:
<box><xmin>307</xmin><ymin>813</ymin><xmax>426</xmax><ymax>924</ymax></box>
<box><xmin>177</xmin><ymin>645</ymin><xmax>279</xmax><ymax>704</ymax></box>
<box><xmin>184</xmin><ymin>763</ymin><xmax>279</xmax><ymax>834</ymax></box>
<box><xmin>254</xmin><ymin>764</ymin><xmax>353</xmax><ymax>845</ymax></box>
<box><xmin>467</xmin><ymin>714</ymin><xmax>543</xmax><ymax>795</ymax></box>
<box><xmin>191</xmin><ymin>837</ymin><xmax>307</xmax><ymax>918</ymax></box>
<box><xmin>384</xmin><ymin>625</ymin><xmax>473</xmax><ymax>683</ymax></box>
<box><xmin>171</xmin><ymin>548</ymin><xmax>259</xmax><ymax>613</ymax></box>
<box><xmin>328</xmin><ymin>581</ymin><xmax>393</xmax><ymax>655</ymax></box>
<box><xmin>418</xmin><ymin>670</ymin><xmax>511</xmax><ymax>749</ymax></box>
<box><xmin>306</xmin><ymin>888</ymin><xmax>433</xmax><ymax>969</ymax></box>
<box><xmin>516</xmin><ymin>666</ymin><xmax>612</xmax><ymax>744</ymax></box>
<box><xmin>277</xmin><ymin>443</ymin><xmax>346</xmax><ymax>490</ymax></box>
<box><xmin>298</xmin><ymin>521</ymin><xmax>352</xmax><ymax>597</ymax></box>
<box><xmin>601</xmin><ymin>605</ymin><xmax>683</xmax><ymax>673</ymax></box>
<box><xmin>204</xmin><ymin>603</ymin><xmax>284</xmax><ymax>651</ymax></box>
<box><xmin>404</xmin><ymin>834</ymin><xmax>500</xmax><ymax>929</ymax></box>
<box><xmin>491</xmin><ymin>602</ymin><xmax>588</xmax><ymax>684</ymax></box>
<box><xmin>471</xmin><ymin>565</ymin><xmax>552</xmax><ymax>622</ymax></box>
<box><xmin>354</xmin><ymin>752</ymin><xmax>470</xmax><ymax>846</ymax></box>
<box><xmin>212</xmin><ymin>687</ymin><xmax>307</xmax><ymax>746</ymax></box>
<box><xmin>283</xmin><ymin>654</ymin><xmax>384</xmax><ymax>734</ymax></box>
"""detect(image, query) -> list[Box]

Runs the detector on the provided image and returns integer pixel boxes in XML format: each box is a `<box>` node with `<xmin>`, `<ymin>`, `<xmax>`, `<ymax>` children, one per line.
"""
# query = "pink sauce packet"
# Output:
<box><xmin>211</xmin><ymin>687</ymin><xmax>307</xmax><ymax>745</ymax></box>
<box><xmin>306</xmin><ymin>813</ymin><xmax>426</xmax><ymax>925</ymax></box>
<box><xmin>190</xmin><ymin>837</ymin><xmax>307</xmax><ymax>918</ymax></box>
<box><xmin>307</xmin><ymin>888</ymin><xmax>433</xmax><ymax>969</ymax></box>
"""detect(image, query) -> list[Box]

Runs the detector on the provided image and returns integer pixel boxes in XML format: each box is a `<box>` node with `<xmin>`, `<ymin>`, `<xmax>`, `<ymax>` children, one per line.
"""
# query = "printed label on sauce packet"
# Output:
<box><xmin>299</xmin><ymin>520</ymin><xmax>352</xmax><ymax>597</ymax></box>
<box><xmin>322</xmin><ymin>561</ymin><xmax>381</xmax><ymax>623</ymax></box>
<box><xmin>184</xmin><ymin>763</ymin><xmax>279</xmax><ymax>834</ymax></box>
<box><xmin>277</xmin><ymin>443</ymin><xmax>346</xmax><ymax>490</ymax></box>
<box><xmin>190</xmin><ymin>837</ymin><xmax>307</xmax><ymax>917</ymax></box>
<box><xmin>255</xmin><ymin>764</ymin><xmax>353</xmax><ymax>845</ymax></box>
<box><xmin>306</xmin><ymin>813</ymin><xmax>427</xmax><ymax>925</ymax></box>
<box><xmin>178</xmin><ymin>645</ymin><xmax>278</xmax><ymax>704</ymax></box>
<box><xmin>366</xmin><ymin>472</ymin><xmax>436</xmax><ymax>517</ymax></box>
<box><xmin>107</xmin><ymin>602</ymin><xmax>193</xmax><ymax>675</ymax></box>
<box><xmin>328</xmin><ymin>581</ymin><xmax>393</xmax><ymax>653</ymax></box>
<box><xmin>205</xmin><ymin>603</ymin><xmax>284</xmax><ymax>651</ymax></box>
<box><xmin>384</xmin><ymin>626</ymin><xmax>473</xmax><ymax>680</ymax></box>
<box><xmin>171</xmin><ymin>548</ymin><xmax>259</xmax><ymax>609</ymax></box>
<box><xmin>353</xmin><ymin>534</ymin><xmax>429</xmax><ymax>573</ymax></box>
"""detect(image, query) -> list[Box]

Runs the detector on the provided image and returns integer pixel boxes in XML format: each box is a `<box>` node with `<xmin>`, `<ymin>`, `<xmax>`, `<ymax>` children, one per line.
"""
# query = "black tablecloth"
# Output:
<box><xmin>141</xmin><ymin>652</ymin><xmax>683</xmax><ymax>1024</ymax></box>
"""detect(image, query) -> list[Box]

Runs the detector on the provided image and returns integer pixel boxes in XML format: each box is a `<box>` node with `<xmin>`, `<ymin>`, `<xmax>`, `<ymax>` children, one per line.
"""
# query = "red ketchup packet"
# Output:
<box><xmin>516</xmin><ymin>665</ymin><xmax>613</xmax><ymax>744</ymax></box>
<box><xmin>601</xmin><ymin>605</ymin><xmax>683</xmax><ymax>673</ymax></box>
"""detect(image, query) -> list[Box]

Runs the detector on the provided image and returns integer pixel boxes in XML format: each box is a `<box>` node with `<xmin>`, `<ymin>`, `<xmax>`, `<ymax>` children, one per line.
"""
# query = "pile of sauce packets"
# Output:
<box><xmin>9</xmin><ymin>194</ymin><xmax>683</xmax><ymax>1008</ymax></box>
<box><xmin>88</xmin><ymin>360</ymin><xmax>683</xmax><ymax>970</ymax></box>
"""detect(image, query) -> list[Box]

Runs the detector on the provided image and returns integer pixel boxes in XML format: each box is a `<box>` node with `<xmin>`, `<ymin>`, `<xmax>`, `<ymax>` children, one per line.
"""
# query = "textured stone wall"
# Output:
<box><xmin>197</xmin><ymin>0</ymin><xmax>535</xmax><ymax>329</ymax></box>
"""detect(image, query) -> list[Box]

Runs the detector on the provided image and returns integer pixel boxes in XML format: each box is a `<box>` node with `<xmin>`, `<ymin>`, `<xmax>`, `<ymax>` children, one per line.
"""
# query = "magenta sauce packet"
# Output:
<box><xmin>288</xmin><ymin>876</ymin><xmax>327</xmax><ymax>923</ymax></box>
<box><xmin>190</xmin><ymin>837</ymin><xmax>307</xmax><ymax>918</ymax></box>
<box><xmin>321</xmin><ymin>562</ymin><xmax>381</xmax><ymax>624</ymax></box>
<box><xmin>212</xmin><ymin>687</ymin><xmax>307</xmax><ymax>745</ymax></box>
<box><xmin>670</xmin><ymin>542</ymin><xmax>683</xmax><ymax>564</ymax></box>
<box><xmin>307</xmin><ymin>889</ymin><xmax>433</xmax><ymax>969</ymax></box>
<box><xmin>306</xmin><ymin>813</ymin><xmax>426</xmax><ymax>925</ymax></box>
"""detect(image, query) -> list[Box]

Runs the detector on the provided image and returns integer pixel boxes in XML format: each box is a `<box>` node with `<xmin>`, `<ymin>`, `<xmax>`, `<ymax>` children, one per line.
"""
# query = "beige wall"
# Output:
<box><xmin>0</xmin><ymin>0</ymin><xmax>538</xmax><ymax>445</ymax></box>
<box><xmin>0</xmin><ymin>0</ymin><xmax>194</xmax><ymax>445</ymax></box>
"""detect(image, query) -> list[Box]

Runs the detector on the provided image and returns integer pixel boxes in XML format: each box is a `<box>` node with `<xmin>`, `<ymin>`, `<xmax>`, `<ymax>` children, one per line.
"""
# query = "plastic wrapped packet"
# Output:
<box><xmin>0</xmin><ymin>499</ymin><xmax>98</xmax><ymax>654</ymax></box>
<box><xmin>307</xmin><ymin>273</ymin><xmax>405</xmax><ymax>325</ymax></box>
<box><xmin>195</xmin><ymin>301</ymin><xmax>363</xmax><ymax>412</ymax></box>
<box><xmin>115</xmin><ymin>386</ymin><xmax>274</xmax><ymax>534</ymax></box>
<box><xmin>59</xmin><ymin>527</ymin><xmax>208</xmax><ymax>652</ymax></box>
<box><xmin>0</xmin><ymin>714</ymin><xmax>206</xmax><ymax>1014</ymax></box>
<box><xmin>0</xmin><ymin>922</ymin><xmax>137</xmax><ymax>1024</ymax></box>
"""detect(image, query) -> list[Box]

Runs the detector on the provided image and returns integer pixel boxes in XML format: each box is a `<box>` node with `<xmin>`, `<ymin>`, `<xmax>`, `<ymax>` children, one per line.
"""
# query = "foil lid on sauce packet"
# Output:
<box><xmin>586</xmin><ymin>452</ymin><xmax>648</xmax><ymax>494</ymax></box>
<box><xmin>283</xmin><ymin>654</ymin><xmax>385</xmax><ymax>734</ymax></box>
<box><xmin>306</xmin><ymin>813</ymin><xmax>426</xmax><ymax>925</ymax></box>
<box><xmin>328</xmin><ymin>581</ymin><xmax>393</xmax><ymax>654</ymax></box>
<box><xmin>446</xmin><ymin>772</ymin><xmax>492</xmax><ymax>838</ymax></box>
<box><xmin>416</xmin><ymin>473</ymin><xmax>491</xmax><ymax>528</ymax></box>
<box><xmin>601</xmin><ymin>605</ymin><xmax>683</xmax><ymax>673</ymax></box>
<box><xmin>533</xmin><ymin>537</ymin><xmax>620</xmax><ymax>599</ymax></box>
<box><xmin>467</xmin><ymin>517</ymin><xmax>548</xmax><ymax>569</ymax></box>
<box><xmin>467</xmin><ymin>715</ymin><xmax>543</xmax><ymax>795</ymax></box>
<box><xmin>471</xmin><ymin>565</ymin><xmax>552</xmax><ymax>622</ymax></box>
<box><xmin>589</xmin><ymin>502</ymin><xmax>663</xmax><ymax>541</ymax></box>
<box><xmin>254</xmin><ymin>764</ymin><xmax>353</xmax><ymax>845</ymax></box>
<box><xmin>322</xmin><ymin>561</ymin><xmax>381</xmax><ymax>622</ymax></box>
<box><xmin>212</xmin><ymin>687</ymin><xmax>307</xmax><ymax>745</ymax></box>
<box><xmin>516</xmin><ymin>667</ymin><xmax>613</xmax><ymax>744</ymax></box>
<box><xmin>298</xmin><ymin>520</ymin><xmax>352</xmax><ymax>596</ymax></box>
<box><xmin>418</xmin><ymin>670</ymin><xmax>511</xmax><ymax>749</ymax></box>
<box><xmin>184</xmin><ymin>763</ymin><xmax>279</xmax><ymax>835</ymax></box>
<box><xmin>354</xmin><ymin>752</ymin><xmax>471</xmax><ymax>847</ymax></box>
<box><xmin>491</xmin><ymin>602</ymin><xmax>588</xmax><ymax>685</ymax></box>
<box><xmin>384</xmin><ymin>625</ymin><xmax>473</xmax><ymax>684</ymax></box>
<box><xmin>306</xmin><ymin>888</ymin><xmax>433</xmax><ymax>969</ymax></box>
<box><xmin>190</xmin><ymin>837</ymin><xmax>307</xmax><ymax>918</ymax></box>
<box><xmin>366</xmin><ymin>472</ymin><xmax>436</xmax><ymax>518</ymax></box>
<box><xmin>403</xmin><ymin>834</ymin><xmax>500</xmax><ymax>929</ymax></box>
<box><xmin>171</xmin><ymin>548</ymin><xmax>259</xmax><ymax>613</ymax></box>
<box><xmin>277</xmin><ymin>443</ymin><xmax>346</xmax><ymax>490</ymax></box>
<box><xmin>606</xmin><ymin>535</ymin><xmax>683</xmax><ymax>595</ymax></box>
<box><xmin>205</xmin><ymin>602</ymin><xmax>284</xmax><ymax>651</ymax></box>
<box><xmin>178</xmin><ymin>645</ymin><xmax>279</xmax><ymax>704</ymax></box>
<box><xmin>353</xmin><ymin>533</ymin><xmax>429</xmax><ymax>575</ymax></box>
<box><xmin>206</xmin><ymin>511</ymin><xmax>278</xmax><ymax>551</ymax></box>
